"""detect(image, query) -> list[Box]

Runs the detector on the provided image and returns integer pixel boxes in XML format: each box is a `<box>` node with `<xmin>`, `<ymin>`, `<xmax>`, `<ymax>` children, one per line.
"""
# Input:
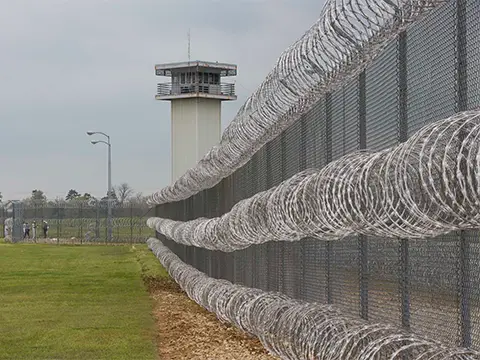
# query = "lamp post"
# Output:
<box><xmin>87</xmin><ymin>131</ymin><xmax>112</xmax><ymax>243</ymax></box>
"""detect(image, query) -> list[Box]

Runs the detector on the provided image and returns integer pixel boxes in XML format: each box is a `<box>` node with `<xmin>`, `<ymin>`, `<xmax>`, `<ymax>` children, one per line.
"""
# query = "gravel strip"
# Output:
<box><xmin>147</xmin><ymin>278</ymin><xmax>277</xmax><ymax>360</ymax></box>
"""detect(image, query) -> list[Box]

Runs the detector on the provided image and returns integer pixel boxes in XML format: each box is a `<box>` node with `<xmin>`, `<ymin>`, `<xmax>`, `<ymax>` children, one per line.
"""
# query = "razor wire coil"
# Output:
<box><xmin>147</xmin><ymin>238</ymin><xmax>480</xmax><ymax>360</ymax></box>
<box><xmin>148</xmin><ymin>0</ymin><xmax>448</xmax><ymax>206</ymax></box>
<box><xmin>148</xmin><ymin>111</ymin><xmax>480</xmax><ymax>251</ymax></box>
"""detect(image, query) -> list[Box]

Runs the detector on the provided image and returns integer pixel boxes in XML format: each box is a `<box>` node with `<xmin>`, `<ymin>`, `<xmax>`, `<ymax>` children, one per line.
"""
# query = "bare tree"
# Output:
<box><xmin>129</xmin><ymin>192</ymin><xmax>148</xmax><ymax>207</ymax></box>
<box><xmin>49</xmin><ymin>197</ymin><xmax>67</xmax><ymax>207</ymax></box>
<box><xmin>115</xmin><ymin>183</ymin><xmax>134</xmax><ymax>205</ymax></box>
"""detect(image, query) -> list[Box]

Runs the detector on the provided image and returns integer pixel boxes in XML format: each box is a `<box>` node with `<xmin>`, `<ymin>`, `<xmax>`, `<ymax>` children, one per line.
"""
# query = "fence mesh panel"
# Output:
<box><xmin>4</xmin><ymin>202</ymin><xmax>154</xmax><ymax>243</ymax></box>
<box><xmin>153</xmin><ymin>0</ymin><xmax>480</xmax><ymax>351</ymax></box>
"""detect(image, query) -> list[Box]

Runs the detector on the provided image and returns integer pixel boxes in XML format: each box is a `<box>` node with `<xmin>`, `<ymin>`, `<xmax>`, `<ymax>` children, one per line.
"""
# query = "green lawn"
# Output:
<box><xmin>0</xmin><ymin>243</ymin><xmax>165</xmax><ymax>360</ymax></box>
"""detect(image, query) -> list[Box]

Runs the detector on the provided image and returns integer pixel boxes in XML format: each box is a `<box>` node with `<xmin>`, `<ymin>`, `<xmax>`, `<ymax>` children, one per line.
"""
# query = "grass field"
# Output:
<box><xmin>0</xmin><ymin>242</ymin><xmax>167</xmax><ymax>360</ymax></box>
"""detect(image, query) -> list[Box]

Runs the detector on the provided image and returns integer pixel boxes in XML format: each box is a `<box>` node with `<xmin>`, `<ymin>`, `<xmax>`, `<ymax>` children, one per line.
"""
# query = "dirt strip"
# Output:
<box><xmin>146</xmin><ymin>278</ymin><xmax>277</xmax><ymax>360</ymax></box>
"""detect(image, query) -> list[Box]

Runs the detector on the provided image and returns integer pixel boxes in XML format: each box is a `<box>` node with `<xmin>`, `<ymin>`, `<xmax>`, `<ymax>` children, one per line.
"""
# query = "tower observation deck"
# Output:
<box><xmin>154</xmin><ymin>60</ymin><xmax>238</xmax><ymax>183</ymax></box>
<box><xmin>155</xmin><ymin>60</ymin><xmax>237</xmax><ymax>101</ymax></box>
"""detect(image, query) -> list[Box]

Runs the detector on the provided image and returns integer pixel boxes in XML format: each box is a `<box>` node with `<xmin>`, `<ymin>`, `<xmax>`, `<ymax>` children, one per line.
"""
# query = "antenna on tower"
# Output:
<box><xmin>187</xmin><ymin>29</ymin><xmax>191</xmax><ymax>64</ymax></box>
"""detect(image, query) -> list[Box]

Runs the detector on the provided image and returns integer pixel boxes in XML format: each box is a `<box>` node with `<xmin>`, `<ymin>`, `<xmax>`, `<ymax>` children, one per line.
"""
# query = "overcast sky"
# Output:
<box><xmin>0</xmin><ymin>0</ymin><xmax>322</xmax><ymax>201</ymax></box>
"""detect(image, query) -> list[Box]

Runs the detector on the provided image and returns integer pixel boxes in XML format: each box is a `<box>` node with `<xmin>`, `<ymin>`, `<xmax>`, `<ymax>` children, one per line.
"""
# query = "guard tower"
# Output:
<box><xmin>155</xmin><ymin>60</ymin><xmax>237</xmax><ymax>183</ymax></box>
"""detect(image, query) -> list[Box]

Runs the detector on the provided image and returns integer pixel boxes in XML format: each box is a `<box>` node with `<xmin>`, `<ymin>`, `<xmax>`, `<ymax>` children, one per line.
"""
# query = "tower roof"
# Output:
<box><xmin>155</xmin><ymin>60</ymin><xmax>237</xmax><ymax>77</ymax></box>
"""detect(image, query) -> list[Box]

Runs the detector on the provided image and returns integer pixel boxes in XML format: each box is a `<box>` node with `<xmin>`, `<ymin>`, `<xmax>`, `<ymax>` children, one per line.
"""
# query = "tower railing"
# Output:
<box><xmin>157</xmin><ymin>82</ymin><xmax>235</xmax><ymax>97</ymax></box>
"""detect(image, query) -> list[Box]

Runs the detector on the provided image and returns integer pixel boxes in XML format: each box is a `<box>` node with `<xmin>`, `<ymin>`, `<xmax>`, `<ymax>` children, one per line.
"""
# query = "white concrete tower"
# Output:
<box><xmin>155</xmin><ymin>60</ymin><xmax>237</xmax><ymax>183</ymax></box>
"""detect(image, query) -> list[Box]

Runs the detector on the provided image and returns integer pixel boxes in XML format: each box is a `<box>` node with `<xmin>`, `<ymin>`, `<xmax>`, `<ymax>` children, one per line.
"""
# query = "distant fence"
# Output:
<box><xmin>154</xmin><ymin>0</ymin><xmax>480</xmax><ymax>352</ymax></box>
<box><xmin>1</xmin><ymin>202</ymin><xmax>154</xmax><ymax>243</ymax></box>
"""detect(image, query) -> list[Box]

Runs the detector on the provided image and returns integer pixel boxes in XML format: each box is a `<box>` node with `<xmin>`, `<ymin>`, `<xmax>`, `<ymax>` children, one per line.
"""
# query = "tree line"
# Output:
<box><xmin>0</xmin><ymin>183</ymin><xmax>149</xmax><ymax>208</ymax></box>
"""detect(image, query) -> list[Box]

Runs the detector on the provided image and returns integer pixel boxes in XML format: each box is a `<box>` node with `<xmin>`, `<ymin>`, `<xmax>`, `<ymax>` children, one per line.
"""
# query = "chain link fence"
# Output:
<box><xmin>154</xmin><ymin>0</ymin><xmax>480</xmax><ymax>351</ymax></box>
<box><xmin>2</xmin><ymin>201</ymin><xmax>154</xmax><ymax>244</ymax></box>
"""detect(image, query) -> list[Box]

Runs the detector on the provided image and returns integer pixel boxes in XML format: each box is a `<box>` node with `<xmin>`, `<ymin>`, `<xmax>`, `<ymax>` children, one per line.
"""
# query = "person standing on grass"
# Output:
<box><xmin>23</xmin><ymin>222</ymin><xmax>30</xmax><ymax>239</ymax></box>
<box><xmin>42</xmin><ymin>221</ymin><xmax>49</xmax><ymax>238</ymax></box>
<box><xmin>32</xmin><ymin>221</ymin><xmax>37</xmax><ymax>240</ymax></box>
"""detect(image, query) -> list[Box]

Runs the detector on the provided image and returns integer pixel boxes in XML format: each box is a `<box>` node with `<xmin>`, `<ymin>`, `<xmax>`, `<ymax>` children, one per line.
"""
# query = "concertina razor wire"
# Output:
<box><xmin>148</xmin><ymin>111</ymin><xmax>480</xmax><ymax>252</ymax></box>
<box><xmin>147</xmin><ymin>238</ymin><xmax>480</xmax><ymax>359</ymax></box>
<box><xmin>148</xmin><ymin>0</ymin><xmax>448</xmax><ymax>206</ymax></box>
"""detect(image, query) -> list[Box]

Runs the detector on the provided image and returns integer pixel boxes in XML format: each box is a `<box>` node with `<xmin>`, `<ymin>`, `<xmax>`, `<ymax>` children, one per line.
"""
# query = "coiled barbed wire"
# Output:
<box><xmin>148</xmin><ymin>0</ymin><xmax>448</xmax><ymax>206</ymax></box>
<box><xmin>147</xmin><ymin>238</ymin><xmax>480</xmax><ymax>359</ymax></box>
<box><xmin>148</xmin><ymin>111</ymin><xmax>480</xmax><ymax>251</ymax></box>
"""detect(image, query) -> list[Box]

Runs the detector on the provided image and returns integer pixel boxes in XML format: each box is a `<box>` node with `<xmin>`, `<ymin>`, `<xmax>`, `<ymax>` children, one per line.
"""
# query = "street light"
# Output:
<box><xmin>87</xmin><ymin>131</ymin><xmax>112</xmax><ymax>243</ymax></box>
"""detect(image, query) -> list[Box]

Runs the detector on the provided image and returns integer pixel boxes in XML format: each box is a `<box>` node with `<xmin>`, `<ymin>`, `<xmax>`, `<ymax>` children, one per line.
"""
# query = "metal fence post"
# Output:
<box><xmin>79</xmin><ymin>203</ymin><xmax>83</xmax><ymax>244</ymax></box>
<box><xmin>358</xmin><ymin>70</ymin><xmax>369</xmax><ymax>320</ymax></box>
<box><xmin>266</xmin><ymin>142</ymin><xmax>274</xmax><ymax>292</ymax></box>
<box><xmin>296</xmin><ymin>115</ymin><xmax>308</xmax><ymax>300</ymax></box>
<box><xmin>400</xmin><ymin>239</ymin><xmax>410</xmax><ymax>330</ymax></box>
<box><xmin>398</xmin><ymin>30</ymin><xmax>411</xmax><ymax>331</ymax></box>
<box><xmin>11</xmin><ymin>202</ymin><xmax>17</xmax><ymax>243</ymax></box>
<box><xmin>207</xmin><ymin>189</ymin><xmax>214</xmax><ymax>277</ymax></box>
<box><xmin>459</xmin><ymin>231</ymin><xmax>471</xmax><ymax>347</ymax></box>
<box><xmin>104</xmin><ymin>204</ymin><xmax>108</xmax><ymax>244</ymax></box>
<box><xmin>223</xmin><ymin>178</ymin><xmax>234</xmax><ymax>282</ymax></box>
<box><xmin>325</xmin><ymin>92</ymin><xmax>333</xmax><ymax>304</ymax></box>
<box><xmin>250</xmin><ymin>156</ymin><xmax>259</xmax><ymax>288</ymax></box>
<box><xmin>96</xmin><ymin>203</ymin><xmax>100</xmax><ymax>241</ymax></box>
<box><xmin>130</xmin><ymin>205</ymin><xmax>134</xmax><ymax>244</ymax></box>
<box><xmin>279</xmin><ymin>131</ymin><xmax>287</xmax><ymax>294</ymax></box>
<box><xmin>0</xmin><ymin>207</ymin><xmax>2</xmax><ymax>238</ymax></box>
<box><xmin>57</xmin><ymin>204</ymin><xmax>61</xmax><ymax>245</ymax></box>
<box><xmin>456</xmin><ymin>0</ymin><xmax>471</xmax><ymax>346</ymax></box>
<box><xmin>194</xmin><ymin>193</ymin><xmax>202</xmax><ymax>270</ymax></box>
